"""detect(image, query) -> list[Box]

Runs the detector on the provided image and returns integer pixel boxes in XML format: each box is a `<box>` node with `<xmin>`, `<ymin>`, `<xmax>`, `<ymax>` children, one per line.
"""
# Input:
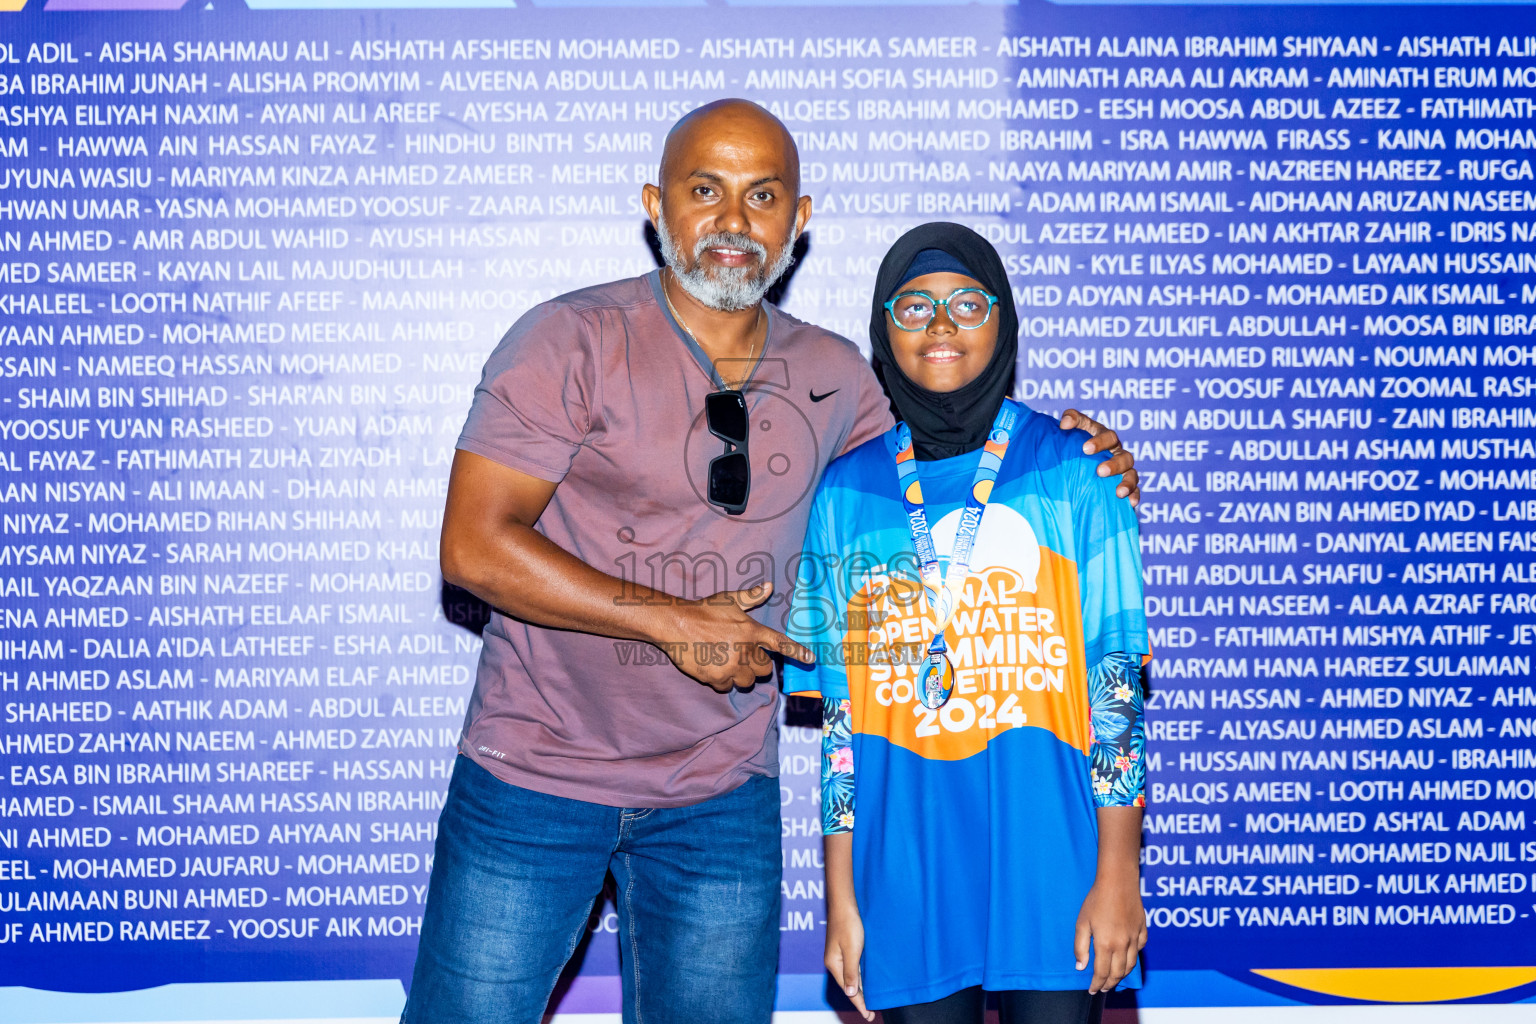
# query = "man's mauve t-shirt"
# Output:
<box><xmin>455</xmin><ymin>271</ymin><xmax>893</xmax><ymax>808</ymax></box>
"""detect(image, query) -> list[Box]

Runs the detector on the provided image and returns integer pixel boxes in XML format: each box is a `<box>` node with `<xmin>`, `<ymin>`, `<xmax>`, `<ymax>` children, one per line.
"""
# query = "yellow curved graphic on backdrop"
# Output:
<box><xmin>1253</xmin><ymin>966</ymin><xmax>1536</xmax><ymax>1003</ymax></box>
<box><xmin>0</xmin><ymin>1</ymin><xmax>28</xmax><ymax>10</ymax></box>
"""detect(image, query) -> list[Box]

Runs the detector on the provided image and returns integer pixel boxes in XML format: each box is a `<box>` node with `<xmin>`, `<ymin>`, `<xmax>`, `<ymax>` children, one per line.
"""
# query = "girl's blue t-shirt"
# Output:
<box><xmin>784</xmin><ymin>403</ymin><xmax>1149</xmax><ymax>1009</ymax></box>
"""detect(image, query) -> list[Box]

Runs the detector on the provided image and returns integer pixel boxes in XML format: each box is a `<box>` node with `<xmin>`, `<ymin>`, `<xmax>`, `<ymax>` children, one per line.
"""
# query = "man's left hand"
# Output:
<box><xmin>1060</xmin><ymin>409</ymin><xmax>1139</xmax><ymax>507</ymax></box>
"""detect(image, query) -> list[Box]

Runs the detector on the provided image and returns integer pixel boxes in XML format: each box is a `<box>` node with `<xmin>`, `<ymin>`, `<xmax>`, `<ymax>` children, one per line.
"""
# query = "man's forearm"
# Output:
<box><xmin>437</xmin><ymin>450</ymin><xmax>805</xmax><ymax>691</ymax></box>
<box><xmin>439</xmin><ymin>449</ymin><xmax>682</xmax><ymax>646</ymax></box>
<box><xmin>443</xmin><ymin>520</ymin><xmax>681</xmax><ymax>646</ymax></box>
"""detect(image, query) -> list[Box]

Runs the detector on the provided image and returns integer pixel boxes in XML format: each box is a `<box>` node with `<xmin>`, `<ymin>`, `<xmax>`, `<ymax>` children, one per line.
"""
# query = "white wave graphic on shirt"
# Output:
<box><xmin>928</xmin><ymin>503</ymin><xmax>1042</xmax><ymax>593</ymax></box>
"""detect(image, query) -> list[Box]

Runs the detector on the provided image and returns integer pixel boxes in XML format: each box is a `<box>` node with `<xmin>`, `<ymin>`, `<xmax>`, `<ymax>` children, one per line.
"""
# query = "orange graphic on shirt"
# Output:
<box><xmin>844</xmin><ymin>549</ymin><xmax>1089</xmax><ymax>762</ymax></box>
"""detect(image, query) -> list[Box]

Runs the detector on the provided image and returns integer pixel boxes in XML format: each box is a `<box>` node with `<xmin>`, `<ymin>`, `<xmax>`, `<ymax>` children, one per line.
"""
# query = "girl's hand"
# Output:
<box><xmin>824</xmin><ymin>903</ymin><xmax>874</xmax><ymax>1020</ymax></box>
<box><xmin>1074</xmin><ymin>877</ymin><xmax>1147</xmax><ymax>994</ymax></box>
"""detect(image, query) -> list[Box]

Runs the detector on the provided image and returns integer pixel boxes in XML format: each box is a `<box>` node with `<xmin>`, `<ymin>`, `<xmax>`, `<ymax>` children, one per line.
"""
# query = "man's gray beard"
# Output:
<box><xmin>657</xmin><ymin>213</ymin><xmax>798</xmax><ymax>312</ymax></box>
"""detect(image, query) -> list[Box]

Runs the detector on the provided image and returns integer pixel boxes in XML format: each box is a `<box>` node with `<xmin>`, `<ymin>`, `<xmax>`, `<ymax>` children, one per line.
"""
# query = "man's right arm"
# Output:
<box><xmin>440</xmin><ymin>449</ymin><xmax>812</xmax><ymax>691</ymax></box>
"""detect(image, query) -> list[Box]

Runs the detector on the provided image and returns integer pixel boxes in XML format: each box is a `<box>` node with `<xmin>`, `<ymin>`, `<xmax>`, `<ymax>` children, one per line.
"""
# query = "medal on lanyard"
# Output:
<box><xmin>892</xmin><ymin>402</ymin><xmax>1018</xmax><ymax>710</ymax></box>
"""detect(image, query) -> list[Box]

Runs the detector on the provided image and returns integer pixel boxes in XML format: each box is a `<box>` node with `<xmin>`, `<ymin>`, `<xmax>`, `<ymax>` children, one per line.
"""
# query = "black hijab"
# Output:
<box><xmin>869</xmin><ymin>222</ymin><xmax>1018</xmax><ymax>461</ymax></box>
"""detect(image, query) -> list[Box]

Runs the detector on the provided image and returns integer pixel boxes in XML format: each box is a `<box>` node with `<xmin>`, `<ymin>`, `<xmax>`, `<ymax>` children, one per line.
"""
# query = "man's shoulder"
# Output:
<box><xmin>542</xmin><ymin>274</ymin><xmax>656</xmax><ymax>317</ymax></box>
<box><xmin>493</xmin><ymin>275</ymin><xmax>655</xmax><ymax>351</ymax></box>
<box><xmin>769</xmin><ymin>304</ymin><xmax>868</xmax><ymax>361</ymax></box>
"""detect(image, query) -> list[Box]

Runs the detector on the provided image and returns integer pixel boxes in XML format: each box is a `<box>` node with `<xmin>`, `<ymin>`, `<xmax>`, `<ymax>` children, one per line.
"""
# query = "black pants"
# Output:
<box><xmin>882</xmin><ymin>986</ymin><xmax>1104</xmax><ymax>1024</ymax></box>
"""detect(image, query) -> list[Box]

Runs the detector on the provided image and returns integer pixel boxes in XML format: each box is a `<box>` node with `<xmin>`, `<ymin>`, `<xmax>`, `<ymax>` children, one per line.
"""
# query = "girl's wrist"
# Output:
<box><xmin>826</xmin><ymin>893</ymin><xmax>860</xmax><ymax>919</ymax></box>
<box><xmin>1093</xmin><ymin>864</ymin><xmax>1140</xmax><ymax>889</ymax></box>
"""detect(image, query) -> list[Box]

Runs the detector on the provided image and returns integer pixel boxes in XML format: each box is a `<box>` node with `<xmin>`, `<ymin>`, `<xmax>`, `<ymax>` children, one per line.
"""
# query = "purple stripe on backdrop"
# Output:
<box><xmin>553</xmin><ymin>974</ymin><xmax>624</xmax><ymax>1013</ymax></box>
<box><xmin>44</xmin><ymin>0</ymin><xmax>188</xmax><ymax>8</ymax></box>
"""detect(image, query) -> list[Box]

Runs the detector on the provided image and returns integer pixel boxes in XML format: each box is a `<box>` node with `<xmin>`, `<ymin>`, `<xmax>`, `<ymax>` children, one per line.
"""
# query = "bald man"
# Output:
<box><xmin>402</xmin><ymin>100</ymin><xmax>1138</xmax><ymax>1024</ymax></box>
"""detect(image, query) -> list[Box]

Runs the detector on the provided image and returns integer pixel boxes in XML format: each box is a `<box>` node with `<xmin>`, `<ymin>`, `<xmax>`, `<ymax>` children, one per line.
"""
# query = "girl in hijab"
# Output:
<box><xmin>785</xmin><ymin>222</ymin><xmax>1149</xmax><ymax>1024</ymax></box>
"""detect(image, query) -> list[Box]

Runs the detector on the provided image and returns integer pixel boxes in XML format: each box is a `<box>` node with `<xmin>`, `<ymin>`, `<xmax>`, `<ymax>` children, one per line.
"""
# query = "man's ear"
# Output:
<box><xmin>641</xmin><ymin>182</ymin><xmax>662</xmax><ymax>229</ymax></box>
<box><xmin>794</xmin><ymin>193</ymin><xmax>813</xmax><ymax>237</ymax></box>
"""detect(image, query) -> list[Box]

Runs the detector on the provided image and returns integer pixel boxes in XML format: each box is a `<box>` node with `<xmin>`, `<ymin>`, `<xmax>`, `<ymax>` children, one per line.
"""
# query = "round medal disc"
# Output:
<box><xmin>917</xmin><ymin>651</ymin><xmax>955</xmax><ymax>709</ymax></box>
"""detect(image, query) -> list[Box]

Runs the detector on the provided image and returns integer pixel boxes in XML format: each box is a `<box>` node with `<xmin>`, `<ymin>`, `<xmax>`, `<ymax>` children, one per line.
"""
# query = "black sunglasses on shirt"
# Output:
<box><xmin>706</xmin><ymin>390</ymin><xmax>750</xmax><ymax>515</ymax></box>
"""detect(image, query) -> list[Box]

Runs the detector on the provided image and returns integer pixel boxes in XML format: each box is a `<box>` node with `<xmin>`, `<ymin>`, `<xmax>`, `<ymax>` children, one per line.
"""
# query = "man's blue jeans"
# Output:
<box><xmin>402</xmin><ymin>756</ymin><xmax>782</xmax><ymax>1024</ymax></box>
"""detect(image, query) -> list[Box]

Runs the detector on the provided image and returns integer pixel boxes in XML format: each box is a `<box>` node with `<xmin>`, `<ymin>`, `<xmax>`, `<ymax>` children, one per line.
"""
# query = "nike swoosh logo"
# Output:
<box><xmin>809</xmin><ymin>389</ymin><xmax>839</xmax><ymax>403</ymax></box>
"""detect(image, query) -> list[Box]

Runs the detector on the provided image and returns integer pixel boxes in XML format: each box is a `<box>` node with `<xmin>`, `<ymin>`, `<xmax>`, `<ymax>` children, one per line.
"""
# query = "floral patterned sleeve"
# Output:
<box><xmin>1088</xmin><ymin>652</ymin><xmax>1146</xmax><ymax>808</ymax></box>
<box><xmin>822</xmin><ymin>697</ymin><xmax>856</xmax><ymax>834</ymax></box>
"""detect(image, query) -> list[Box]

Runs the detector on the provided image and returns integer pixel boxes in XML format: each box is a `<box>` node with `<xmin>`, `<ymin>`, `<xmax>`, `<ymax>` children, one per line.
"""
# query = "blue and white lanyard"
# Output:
<box><xmin>892</xmin><ymin>401</ymin><xmax>1019</xmax><ymax>709</ymax></box>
